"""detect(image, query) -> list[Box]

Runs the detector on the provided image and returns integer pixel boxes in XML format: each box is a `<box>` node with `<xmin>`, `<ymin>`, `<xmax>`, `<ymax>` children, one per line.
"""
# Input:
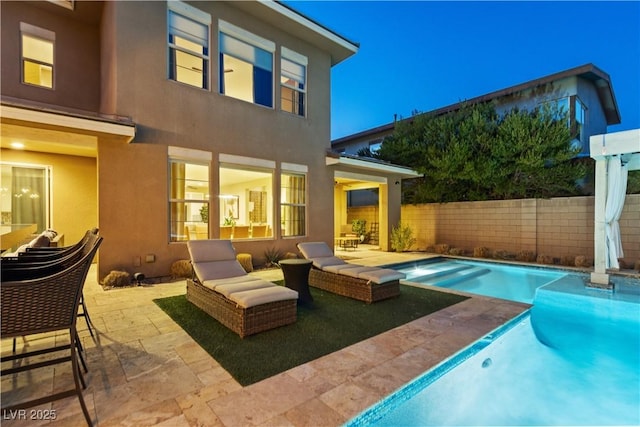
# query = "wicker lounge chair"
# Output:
<box><xmin>186</xmin><ymin>240</ymin><xmax>298</xmax><ymax>338</ymax></box>
<box><xmin>297</xmin><ymin>242</ymin><xmax>405</xmax><ymax>303</ymax></box>
<box><xmin>1</xmin><ymin>236</ymin><xmax>102</xmax><ymax>426</ymax></box>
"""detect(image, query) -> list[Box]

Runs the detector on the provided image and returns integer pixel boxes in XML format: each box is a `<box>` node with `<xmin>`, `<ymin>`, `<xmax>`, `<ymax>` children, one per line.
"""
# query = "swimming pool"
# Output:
<box><xmin>348</xmin><ymin>275</ymin><xmax>640</xmax><ymax>426</ymax></box>
<box><xmin>392</xmin><ymin>258</ymin><xmax>567</xmax><ymax>303</ymax></box>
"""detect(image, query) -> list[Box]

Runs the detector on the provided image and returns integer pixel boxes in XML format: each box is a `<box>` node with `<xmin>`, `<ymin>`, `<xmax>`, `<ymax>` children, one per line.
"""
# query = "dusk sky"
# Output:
<box><xmin>286</xmin><ymin>1</ymin><xmax>640</xmax><ymax>140</ymax></box>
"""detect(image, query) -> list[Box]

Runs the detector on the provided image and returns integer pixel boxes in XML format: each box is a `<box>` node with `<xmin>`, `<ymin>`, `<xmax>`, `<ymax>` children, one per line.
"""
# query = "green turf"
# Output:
<box><xmin>153</xmin><ymin>284</ymin><xmax>467</xmax><ymax>386</ymax></box>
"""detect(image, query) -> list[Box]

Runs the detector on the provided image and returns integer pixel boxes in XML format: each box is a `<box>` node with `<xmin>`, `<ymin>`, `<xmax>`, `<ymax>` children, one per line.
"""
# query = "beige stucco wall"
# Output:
<box><xmin>96</xmin><ymin>1</ymin><xmax>337</xmax><ymax>278</ymax></box>
<box><xmin>1</xmin><ymin>148</ymin><xmax>97</xmax><ymax>246</ymax></box>
<box><xmin>394</xmin><ymin>195</ymin><xmax>640</xmax><ymax>266</ymax></box>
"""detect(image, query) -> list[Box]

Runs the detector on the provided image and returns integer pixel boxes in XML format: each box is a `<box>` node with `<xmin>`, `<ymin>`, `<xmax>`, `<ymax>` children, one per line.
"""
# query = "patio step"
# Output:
<box><xmin>419</xmin><ymin>266</ymin><xmax>491</xmax><ymax>288</ymax></box>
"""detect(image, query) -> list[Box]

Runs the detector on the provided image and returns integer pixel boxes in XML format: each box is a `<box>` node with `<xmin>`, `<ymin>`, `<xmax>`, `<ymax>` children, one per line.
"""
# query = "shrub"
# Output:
<box><xmin>575</xmin><ymin>255</ymin><xmax>591</xmax><ymax>268</ymax></box>
<box><xmin>170</xmin><ymin>260</ymin><xmax>192</xmax><ymax>279</ymax></box>
<box><xmin>493</xmin><ymin>250</ymin><xmax>514</xmax><ymax>260</ymax></box>
<box><xmin>560</xmin><ymin>255</ymin><xmax>575</xmax><ymax>266</ymax></box>
<box><xmin>536</xmin><ymin>254</ymin><xmax>553</xmax><ymax>265</ymax></box>
<box><xmin>102</xmin><ymin>270</ymin><xmax>131</xmax><ymax>288</ymax></box>
<box><xmin>391</xmin><ymin>222</ymin><xmax>416</xmax><ymax>252</ymax></box>
<box><xmin>473</xmin><ymin>247</ymin><xmax>491</xmax><ymax>258</ymax></box>
<box><xmin>516</xmin><ymin>250</ymin><xmax>536</xmax><ymax>262</ymax></box>
<box><xmin>263</xmin><ymin>247</ymin><xmax>283</xmax><ymax>268</ymax></box>
<box><xmin>449</xmin><ymin>247</ymin><xmax>465</xmax><ymax>256</ymax></box>
<box><xmin>635</xmin><ymin>259</ymin><xmax>640</xmax><ymax>272</ymax></box>
<box><xmin>434</xmin><ymin>243</ymin><xmax>450</xmax><ymax>254</ymax></box>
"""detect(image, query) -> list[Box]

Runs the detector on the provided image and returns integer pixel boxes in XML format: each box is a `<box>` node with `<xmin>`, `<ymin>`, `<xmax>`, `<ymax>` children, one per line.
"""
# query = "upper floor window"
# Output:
<box><xmin>539</xmin><ymin>96</ymin><xmax>587</xmax><ymax>150</ymax></box>
<box><xmin>280</xmin><ymin>47</ymin><xmax>306</xmax><ymax>116</ymax></box>
<box><xmin>168</xmin><ymin>1</ymin><xmax>210</xmax><ymax>89</ymax></box>
<box><xmin>573</xmin><ymin>96</ymin><xmax>586</xmax><ymax>144</ymax></box>
<box><xmin>21</xmin><ymin>23</ymin><xmax>54</xmax><ymax>89</ymax></box>
<box><xmin>219</xmin><ymin>20</ymin><xmax>274</xmax><ymax>108</ymax></box>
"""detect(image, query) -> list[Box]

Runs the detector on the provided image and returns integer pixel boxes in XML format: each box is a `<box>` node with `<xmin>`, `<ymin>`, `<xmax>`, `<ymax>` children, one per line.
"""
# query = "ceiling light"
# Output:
<box><xmin>10</xmin><ymin>142</ymin><xmax>25</xmax><ymax>149</ymax></box>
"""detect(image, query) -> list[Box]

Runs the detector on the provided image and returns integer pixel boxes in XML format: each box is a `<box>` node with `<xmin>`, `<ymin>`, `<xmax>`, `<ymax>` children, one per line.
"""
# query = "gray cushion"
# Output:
<box><xmin>311</xmin><ymin>256</ymin><xmax>346</xmax><ymax>269</ymax></box>
<box><xmin>298</xmin><ymin>242</ymin><xmax>334</xmax><ymax>259</ymax></box>
<box><xmin>339</xmin><ymin>266</ymin><xmax>379</xmax><ymax>278</ymax></box>
<box><xmin>192</xmin><ymin>259</ymin><xmax>247</xmax><ymax>281</ymax></box>
<box><xmin>202</xmin><ymin>275</ymin><xmax>264</xmax><ymax>290</ymax></box>
<box><xmin>323</xmin><ymin>263</ymin><xmax>362</xmax><ymax>274</ymax></box>
<box><xmin>187</xmin><ymin>239</ymin><xmax>236</xmax><ymax>263</ymax></box>
<box><xmin>229</xmin><ymin>287</ymin><xmax>298</xmax><ymax>308</ymax></box>
<box><xmin>358</xmin><ymin>269</ymin><xmax>406</xmax><ymax>284</ymax></box>
<box><xmin>215</xmin><ymin>280</ymin><xmax>275</xmax><ymax>298</ymax></box>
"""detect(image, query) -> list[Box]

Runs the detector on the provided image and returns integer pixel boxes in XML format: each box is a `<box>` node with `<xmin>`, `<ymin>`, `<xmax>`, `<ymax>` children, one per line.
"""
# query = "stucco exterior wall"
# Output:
<box><xmin>96</xmin><ymin>1</ymin><xmax>337</xmax><ymax>278</ymax></box>
<box><xmin>364</xmin><ymin>195</ymin><xmax>639</xmax><ymax>266</ymax></box>
<box><xmin>0</xmin><ymin>1</ymin><xmax>102</xmax><ymax>112</ymax></box>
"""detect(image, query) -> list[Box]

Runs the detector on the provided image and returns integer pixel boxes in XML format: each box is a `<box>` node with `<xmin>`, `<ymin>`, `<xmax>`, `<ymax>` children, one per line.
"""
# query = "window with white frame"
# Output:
<box><xmin>280</xmin><ymin>47</ymin><xmax>306</xmax><ymax>116</ymax></box>
<box><xmin>219</xmin><ymin>20</ymin><xmax>274</xmax><ymax>108</ymax></box>
<box><xmin>168</xmin><ymin>148</ymin><xmax>210</xmax><ymax>242</ymax></box>
<box><xmin>1</xmin><ymin>163</ymin><xmax>51</xmax><ymax>234</ymax></box>
<box><xmin>219</xmin><ymin>160</ymin><xmax>274</xmax><ymax>239</ymax></box>
<box><xmin>21</xmin><ymin>23</ymin><xmax>54</xmax><ymax>89</ymax></box>
<box><xmin>167</xmin><ymin>1</ymin><xmax>210</xmax><ymax>89</ymax></box>
<box><xmin>280</xmin><ymin>171</ymin><xmax>306</xmax><ymax>237</ymax></box>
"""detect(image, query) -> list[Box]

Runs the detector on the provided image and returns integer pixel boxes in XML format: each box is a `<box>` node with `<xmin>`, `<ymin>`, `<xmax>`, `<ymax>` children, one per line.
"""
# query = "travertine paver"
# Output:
<box><xmin>1</xmin><ymin>250</ymin><xmax>529</xmax><ymax>426</ymax></box>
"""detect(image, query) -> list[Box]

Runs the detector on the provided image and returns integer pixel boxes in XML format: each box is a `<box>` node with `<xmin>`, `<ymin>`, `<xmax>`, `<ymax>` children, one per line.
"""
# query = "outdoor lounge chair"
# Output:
<box><xmin>186</xmin><ymin>240</ymin><xmax>298</xmax><ymax>338</ymax></box>
<box><xmin>297</xmin><ymin>242</ymin><xmax>405</xmax><ymax>303</ymax></box>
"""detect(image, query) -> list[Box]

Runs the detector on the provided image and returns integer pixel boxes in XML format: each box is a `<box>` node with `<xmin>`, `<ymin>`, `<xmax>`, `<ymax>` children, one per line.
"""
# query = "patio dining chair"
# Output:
<box><xmin>1</xmin><ymin>236</ymin><xmax>102</xmax><ymax>426</ymax></box>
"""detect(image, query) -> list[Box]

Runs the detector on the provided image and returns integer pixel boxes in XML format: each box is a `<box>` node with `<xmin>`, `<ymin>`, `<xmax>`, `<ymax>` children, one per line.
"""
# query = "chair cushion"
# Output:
<box><xmin>339</xmin><ymin>266</ymin><xmax>379</xmax><ymax>278</ymax></box>
<box><xmin>229</xmin><ymin>286</ymin><xmax>298</xmax><ymax>308</ymax></box>
<box><xmin>323</xmin><ymin>263</ymin><xmax>362</xmax><ymax>274</ymax></box>
<box><xmin>215</xmin><ymin>280</ymin><xmax>275</xmax><ymax>298</ymax></box>
<box><xmin>193</xmin><ymin>259</ymin><xmax>247</xmax><ymax>281</ymax></box>
<box><xmin>202</xmin><ymin>275</ymin><xmax>264</xmax><ymax>290</ymax></box>
<box><xmin>358</xmin><ymin>269</ymin><xmax>406</xmax><ymax>284</ymax></box>
<box><xmin>187</xmin><ymin>239</ymin><xmax>236</xmax><ymax>263</ymax></box>
<box><xmin>298</xmin><ymin>242</ymin><xmax>334</xmax><ymax>259</ymax></box>
<box><xmin>311</xmin><ymin>256</ymin><xmax>346</xmax><ymax>269</ymax></box>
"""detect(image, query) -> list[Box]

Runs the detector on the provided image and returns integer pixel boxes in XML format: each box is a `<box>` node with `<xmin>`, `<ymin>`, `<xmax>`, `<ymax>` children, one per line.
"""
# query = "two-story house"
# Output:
<box><xmin>332</xmin><ymin>63</ymin><xmax>621</xmax><ymax>159</ymax></box>
<box><xmin>1</xmin><ymin>0</ymin><xmax>419</xmax><ymax>280</ymax></box>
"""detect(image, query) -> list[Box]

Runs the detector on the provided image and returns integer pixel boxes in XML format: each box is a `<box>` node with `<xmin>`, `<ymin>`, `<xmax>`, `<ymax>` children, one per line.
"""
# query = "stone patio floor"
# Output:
<box><xmin>1</xmin><ymin>248</ymin><xmax>529</xmax><ymax>426</ymax></box>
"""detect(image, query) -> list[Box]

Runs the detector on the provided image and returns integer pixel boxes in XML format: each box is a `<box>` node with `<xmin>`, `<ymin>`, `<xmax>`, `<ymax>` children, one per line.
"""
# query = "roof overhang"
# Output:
<box><xmin>230</xmin><ymin>0</ymin><xmax>359</xmax><ymax>66</ymax></box>
<box><xmin>590</xmin><ymin>129</ymin><xmax>640</xmax><ymax>170</ymax></box>
<box><xmin>326</xmin><ymin>151</ymin><xmax>421</xmax><ymax>179</ymax></box>
<box><xmin>1</xmin><ymin>100</ymin><xmax>135</xmax><ymax>157</ymax></box>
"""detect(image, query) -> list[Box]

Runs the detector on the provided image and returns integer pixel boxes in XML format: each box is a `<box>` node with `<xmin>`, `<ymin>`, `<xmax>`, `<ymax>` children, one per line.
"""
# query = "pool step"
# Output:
<box><xmin>419</xmin><ymin>266</ymin><xmax>491</xmax><ymax>288</ymax></box>
<box><xmin>405</xmin><ymin>263</ymin><xmax>474</xmax><ymax>282</ymax></box>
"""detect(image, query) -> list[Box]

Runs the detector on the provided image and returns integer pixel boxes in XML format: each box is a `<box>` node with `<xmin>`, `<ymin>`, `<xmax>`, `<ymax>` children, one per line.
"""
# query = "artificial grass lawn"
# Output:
<box><xmin>154</xmin><ymin>284</ymin><xmax>467</xmax><ymax>386</ymax></box>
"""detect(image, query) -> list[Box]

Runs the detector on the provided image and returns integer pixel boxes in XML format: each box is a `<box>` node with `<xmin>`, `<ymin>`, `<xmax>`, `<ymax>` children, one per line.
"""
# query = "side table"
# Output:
<box><xmin>279</xmin><ymin>259</ymin><xmax>313</xmax><ymax>304</ymax></box>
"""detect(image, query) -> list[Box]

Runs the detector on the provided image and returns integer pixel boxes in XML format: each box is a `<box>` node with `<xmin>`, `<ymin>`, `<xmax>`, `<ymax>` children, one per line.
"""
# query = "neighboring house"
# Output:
<box><xmin>332</xmin><ymin>63</ymin><xmax>621</xmax><ymax>159</ymax></box>
<box><xmin>1</xmin><ymin>0</ymin><xmax>417</xmax><ymax>279</ymax></box>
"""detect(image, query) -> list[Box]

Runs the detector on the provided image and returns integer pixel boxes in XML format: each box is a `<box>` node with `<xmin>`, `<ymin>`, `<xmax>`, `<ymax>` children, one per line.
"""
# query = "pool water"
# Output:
<box><xmin>348</xmin><ymin>275</ymin><xmax>640</xmax><ymax>426</ymax></box>
<box><xmin>393</xmin><ymin>258</ymin><xmax>567</xmax><ymax>303</ymax></box>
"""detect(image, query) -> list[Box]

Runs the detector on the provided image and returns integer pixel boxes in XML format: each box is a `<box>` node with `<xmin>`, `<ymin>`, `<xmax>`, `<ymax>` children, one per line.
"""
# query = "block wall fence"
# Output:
<box><xmin>348</xmin><ymin>195</ymin><xmax>639</xmax><ymax>266</ymax></box>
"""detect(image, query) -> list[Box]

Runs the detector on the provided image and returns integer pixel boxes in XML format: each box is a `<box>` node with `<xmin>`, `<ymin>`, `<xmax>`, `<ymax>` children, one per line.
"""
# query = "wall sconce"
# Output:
<box><xmin>395</xmin><ymin>180</ymin><xmax>400</xmax><ymax>185</ymax></box>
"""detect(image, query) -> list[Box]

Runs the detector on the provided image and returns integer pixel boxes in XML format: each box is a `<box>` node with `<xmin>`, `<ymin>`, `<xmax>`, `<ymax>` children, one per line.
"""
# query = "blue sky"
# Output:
<box><xmin>286</xmin><ymin>1</ymin><xmax>640</xmax><ymax>140</ymax></box>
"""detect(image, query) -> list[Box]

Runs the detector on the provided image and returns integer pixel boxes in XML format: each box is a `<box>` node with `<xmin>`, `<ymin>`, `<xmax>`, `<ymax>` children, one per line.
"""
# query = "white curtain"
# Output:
<box><xmin>605</xmin><ymin>155</ymin><xmax>629</xmax><ymax>269</ymax></box>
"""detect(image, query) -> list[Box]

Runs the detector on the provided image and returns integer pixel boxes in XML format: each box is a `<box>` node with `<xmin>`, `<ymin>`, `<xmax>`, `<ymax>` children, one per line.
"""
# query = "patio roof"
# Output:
<box><xmin>0</xmin><ymin>98</ymin><xmax>135</xmax><ymax>157</ymax></box>
<box><xmin>325</xmin><ymin>151</ymin><xmax>421</xmax><ymax>179</ymax></box>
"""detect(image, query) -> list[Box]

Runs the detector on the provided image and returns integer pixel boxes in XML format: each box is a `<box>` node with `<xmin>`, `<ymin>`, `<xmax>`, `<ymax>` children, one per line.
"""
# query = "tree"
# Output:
<box><xmin>375</xmin><ymin>102</ymin><xmax>586</xmax><ymax>202</ymax></box>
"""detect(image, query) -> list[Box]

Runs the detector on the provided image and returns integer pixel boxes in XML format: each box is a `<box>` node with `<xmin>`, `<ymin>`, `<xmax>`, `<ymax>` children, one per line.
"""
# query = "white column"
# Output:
<box><xmin>591</xmin><ymin>157</ymin><xmax>609</xmax><ymax>285</ymax></box>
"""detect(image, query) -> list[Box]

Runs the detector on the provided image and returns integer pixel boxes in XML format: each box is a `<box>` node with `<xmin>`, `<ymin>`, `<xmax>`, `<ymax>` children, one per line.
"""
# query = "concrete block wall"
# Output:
<box><xmin>349</xmin><ymin>194</ymin><xmax>639</xmax><ymax>265</ymax></box>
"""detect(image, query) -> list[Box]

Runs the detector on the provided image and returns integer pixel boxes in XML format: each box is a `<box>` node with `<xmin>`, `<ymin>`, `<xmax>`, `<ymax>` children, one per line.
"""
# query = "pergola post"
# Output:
<box><xmin>590</xmin><ymin>157</ymin><xmax>610</xmax><ymax>286</ymax></box>
<box><xmin>589</xmin><ymin>129</ymin><xmax>640</xmax><ymax>288</ymax></box>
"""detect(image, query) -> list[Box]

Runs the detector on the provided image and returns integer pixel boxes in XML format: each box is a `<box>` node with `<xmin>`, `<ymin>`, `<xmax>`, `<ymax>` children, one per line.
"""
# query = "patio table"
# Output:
<box><xmin>279</xmin><ymin>259</ymin><xmax>313</xmax><ymax>304</ymax></box>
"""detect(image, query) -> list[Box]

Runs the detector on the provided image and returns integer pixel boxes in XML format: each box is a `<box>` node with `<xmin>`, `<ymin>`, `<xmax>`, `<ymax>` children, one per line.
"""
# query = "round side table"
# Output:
<box><xmin>279</xmin><ymin>259</ymin><xmax>313</xmax><ymax>304</ymax></box>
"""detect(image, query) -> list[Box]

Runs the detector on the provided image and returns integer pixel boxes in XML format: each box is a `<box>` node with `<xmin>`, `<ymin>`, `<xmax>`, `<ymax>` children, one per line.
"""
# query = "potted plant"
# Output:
<box><xmin>352</xmin><ymin>219</ymin><xmax>367</xmax><ymax>242</ymax></box>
